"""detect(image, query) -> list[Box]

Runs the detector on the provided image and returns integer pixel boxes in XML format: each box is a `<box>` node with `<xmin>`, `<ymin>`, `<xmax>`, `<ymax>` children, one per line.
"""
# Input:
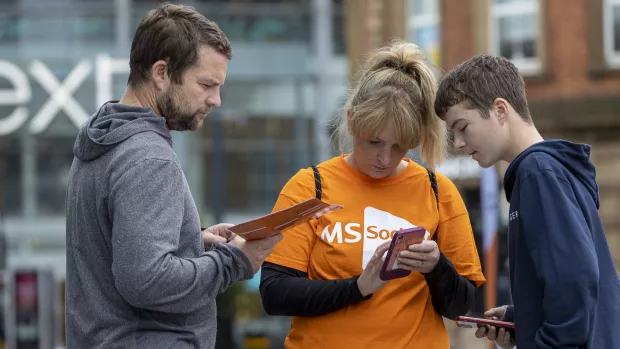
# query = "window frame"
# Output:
<box><xmin>407</xmin><ymin>0</ymin><xmax>441</xmax><ymax>67</ymax></box>
<box><xmin>489</xmin><ymin>0</ymin><xmax>541</xmax><ymax>74</ymax></box>
<box><xmin>603</xmin><ymin>0</ymin><xmax>620</xmax><ymax>67</ymax></box>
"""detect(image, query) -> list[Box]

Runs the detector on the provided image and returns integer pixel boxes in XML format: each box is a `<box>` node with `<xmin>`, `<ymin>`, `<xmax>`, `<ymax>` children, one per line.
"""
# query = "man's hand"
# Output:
<box><xmin>202</xmin><ymin>223</ymin><xmax>236</xmax><ymax>248</ymax></box>
<box><xmin>475</xmin><ymin>306</ymin><xmax>516</xmax><ymax>349</ymax></box>
<box><xmin>229</xmin><ymin>234</ymin><xmax>283</xmax><ymax>274</ymax></box>
<box><xmin>357</xmin><ymin>241</ymin><xmax>391</xmax><ymax>296</ymax></box>
<box><xmin>396</xmin><ymin>240</ymin><xmax>440</xmax><ymax>274</ymax></box>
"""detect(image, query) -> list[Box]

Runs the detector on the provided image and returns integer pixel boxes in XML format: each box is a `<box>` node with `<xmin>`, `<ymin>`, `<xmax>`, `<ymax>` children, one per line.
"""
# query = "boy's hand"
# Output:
<box><xmin>474</xmin><ymin>306</ymin><xmax>516</xmax><ymax>349</ymax></box>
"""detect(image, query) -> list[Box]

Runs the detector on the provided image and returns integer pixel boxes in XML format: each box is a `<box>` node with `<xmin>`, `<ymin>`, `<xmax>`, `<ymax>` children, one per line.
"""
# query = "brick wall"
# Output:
<box><xmin>439</xmin><ymin>0</ymin><xmax>620</xmax><ymax>267</ymax></box>
<box><xmin>525</xmin><ymin>0</ymin><xmax>620</xmax><ymax>101</ymax></box>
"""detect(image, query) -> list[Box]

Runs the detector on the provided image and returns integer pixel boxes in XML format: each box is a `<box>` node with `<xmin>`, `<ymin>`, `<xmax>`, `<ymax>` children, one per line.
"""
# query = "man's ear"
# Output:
<box><xmin>150</xmin><ymin>60</ymin><xmax>169</xmax><ymax>91</ymax></box>
<box><xmin>493</xmin><ymin>98</ymin><xmax>510</xmax><ymax>125</ymax></box>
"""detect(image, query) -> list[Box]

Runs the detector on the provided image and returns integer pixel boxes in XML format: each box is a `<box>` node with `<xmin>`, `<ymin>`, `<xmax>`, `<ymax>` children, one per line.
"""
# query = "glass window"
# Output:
<box><xmin>0</xmin><ymin>12</ymin><xmax>19</xmax><ymax>43</ymax></box>
<box><xmin>133</xmin><ymin>1</ymin><xmax>312</xmax><ymax>44</ymax></box>
<box><xmin>0</xmin><ymin>0</ymin><xmax>116</xmax><ymax>221</ymax></box>
<box><xmin>332</xmin><ymin>0</ymin><xmax>346</xmax><ymax>55</ymax></box>
<box><xmin>0</xmin><ymin>136</ymin><xmax>22</xmax><ymax>215</ymax></box>
<box><xmin>604</xmin><ymin>0</ymin><xmax>620</xmax><ymax>66</ymax></box>
<box><xmin>201</xmin><ymin>116</ymin><xmax>314</xmax><ymax>214</ymax></box>
<box><xmin>497</xmin><ymin>14</ymin><xmax>537</xmax><ymax>60</ymax></box>
<box><xmin>194</xmin><ymin>0</ymin><xmax>308</xmax><ymax>3</ymax></box>
<box><xmin>36</xmin><ymin>137</ymin><xmax>74</xmax><ymax>215</ymax></box>
<box><xmin>616</xmin><ymin>7</ymin><xmax>620</xmax><ymax>52</ymax></box>
<box><xmin>0</xmin><ymin>4</ymin><xmax>115</xmax><ymax>44</ymax></box>
<box><xmin>413</xmin><ymin>0</ymin><xmax>438</xmax><ymax>15</ymax></box>
<box><xmin>490</xmin><ymin>0</ymin><xmax>540</xmax><ymax>73</ymax></box>
<box><xmin>408</xmin><ymin>0</ymin><xmax>440</xmax><ymax>66</ymax></box>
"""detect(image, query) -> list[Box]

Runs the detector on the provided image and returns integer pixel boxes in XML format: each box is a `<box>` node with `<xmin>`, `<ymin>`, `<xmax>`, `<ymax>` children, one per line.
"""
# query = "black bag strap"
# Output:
<box><xmin>427</xmin><ymin>168</ymin><xmax>439</xmax><ymax>242</ymax></box>
<box><xmin>311</xmin><ymin>165</ymin><xmax>439</xmax><ymax>240</ymax></box>
<box><xmin>427</xmin><ymin>168</ymin><xmax>439</xmax><ymax>210</ymax></box>
<box><xmin>311</xmin><ymin>165</ymin><xmax>322</xmax><ymax>200</ymax></box>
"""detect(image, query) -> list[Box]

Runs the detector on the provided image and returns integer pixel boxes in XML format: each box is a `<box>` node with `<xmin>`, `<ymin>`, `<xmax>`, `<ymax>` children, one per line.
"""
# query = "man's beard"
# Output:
<box><xmin>156</xmin><ymin>87</ymin><xmax>201</xmax><ymax>131</ymax></box>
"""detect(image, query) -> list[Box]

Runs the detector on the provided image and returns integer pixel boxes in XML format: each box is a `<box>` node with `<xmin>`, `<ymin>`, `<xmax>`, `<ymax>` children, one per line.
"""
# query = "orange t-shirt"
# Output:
<box><xmin>265</xmin><ymin>155</ymin><xmax>485</xmax><ymax>349</ymax></box>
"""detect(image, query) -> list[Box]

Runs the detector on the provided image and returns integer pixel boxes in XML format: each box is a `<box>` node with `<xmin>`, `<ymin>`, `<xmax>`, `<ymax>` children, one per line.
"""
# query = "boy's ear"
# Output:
<box><xmin>493</xmin><ymin>98</ymin><xmax>510</xmax><ymax>125</ymax></box>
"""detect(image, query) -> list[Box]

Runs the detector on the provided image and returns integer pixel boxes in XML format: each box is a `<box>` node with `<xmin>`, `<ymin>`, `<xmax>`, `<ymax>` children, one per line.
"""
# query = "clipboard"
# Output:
<box><xmin>227</xmin><ymin>198</ymin><xmax>343</xmax><ymax>241</ymax></box>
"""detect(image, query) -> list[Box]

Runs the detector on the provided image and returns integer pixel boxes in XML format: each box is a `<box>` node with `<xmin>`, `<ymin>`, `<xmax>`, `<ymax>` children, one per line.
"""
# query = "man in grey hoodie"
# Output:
<box><xmin>65</xmin><ymin>3</ymin><xmax>282</xmax><ymax>348</ymax></box>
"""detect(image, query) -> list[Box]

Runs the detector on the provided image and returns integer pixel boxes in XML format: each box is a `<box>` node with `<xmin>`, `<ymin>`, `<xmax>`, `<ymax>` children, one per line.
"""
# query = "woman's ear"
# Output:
<box><xmin>346</xmin><ymin>110</ymin><xmax>353</xmax><ymax>135</ymax></box>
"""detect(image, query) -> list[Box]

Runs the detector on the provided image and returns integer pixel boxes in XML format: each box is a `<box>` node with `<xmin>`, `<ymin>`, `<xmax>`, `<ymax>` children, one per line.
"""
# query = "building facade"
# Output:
<box><xmin>439</xmin><ymin>0</ymin><xmax>620</xmax><ymax>272</ymax></box>
<box><xmin>0</xmin><ymin>1</ymin><xmax>348</xmax><ymax>347</ymax></box>
<box><xmin>346</xmin><ymin>0</ymin><xmax>619</xmax><ymax>347</ymax></box>
<box><xmin>0</xmin><ymin>0</ymin><xmax>349</xmax><ymax>276</ymax></box>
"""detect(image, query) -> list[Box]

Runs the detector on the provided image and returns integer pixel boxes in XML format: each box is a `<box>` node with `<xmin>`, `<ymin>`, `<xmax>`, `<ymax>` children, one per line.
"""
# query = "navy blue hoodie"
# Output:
<box><xmin>503</xmin><ymin>140</ymin><xmax>620</xmax><ymax>349</ymax></box>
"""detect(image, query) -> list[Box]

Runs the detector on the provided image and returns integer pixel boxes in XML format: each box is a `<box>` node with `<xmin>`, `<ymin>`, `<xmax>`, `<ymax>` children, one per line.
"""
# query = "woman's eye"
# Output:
<box><xmin>460</xmin><ymin>125</ymin><xmax>468</xmax><ymax>132</ymax></box>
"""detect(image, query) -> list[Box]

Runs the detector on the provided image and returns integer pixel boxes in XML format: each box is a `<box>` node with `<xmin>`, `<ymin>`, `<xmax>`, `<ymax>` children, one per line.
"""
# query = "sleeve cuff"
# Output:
<box><xmin>216</xmin><ymin>243</ymin><xmax>254</xmax><ymax>281</ymax></box>
<box><xmin>504</xmin><ymin>305</ymin><xmax>515</xmax><ymax>322</ymax></box>
<box><xmin>350</xmin><ymin>275</ymin><xmax>373</xmax><ymax>302</ymax></box>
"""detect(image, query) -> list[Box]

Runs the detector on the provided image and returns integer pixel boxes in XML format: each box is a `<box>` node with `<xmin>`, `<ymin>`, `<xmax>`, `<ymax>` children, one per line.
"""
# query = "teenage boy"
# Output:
<box><xmin>433</xmin><ymin>54</ymin><xmax>620</xmax><ymax>349</ymax></box>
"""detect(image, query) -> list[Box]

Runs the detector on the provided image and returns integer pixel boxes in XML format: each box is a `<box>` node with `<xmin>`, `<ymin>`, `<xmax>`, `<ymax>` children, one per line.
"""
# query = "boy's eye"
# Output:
<box><xmin>369</xmin><ymin>140</ymin><xmax>381</xmax><ymax>145</ymax></box>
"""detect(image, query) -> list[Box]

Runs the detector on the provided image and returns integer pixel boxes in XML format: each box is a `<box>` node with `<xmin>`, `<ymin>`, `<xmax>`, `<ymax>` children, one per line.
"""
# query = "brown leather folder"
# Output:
<box><xmin>227</xmin><ymin>198</ymin><xmax>343</xmax><ymax>241</ymax></box>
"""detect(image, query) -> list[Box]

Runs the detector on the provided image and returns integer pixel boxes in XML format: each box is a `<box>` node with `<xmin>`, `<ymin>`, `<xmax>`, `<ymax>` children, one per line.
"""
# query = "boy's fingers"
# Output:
<box><xmin>475</xmin><ymin>326</ymin><xmax>488</xmax><ymax>338</ymax></box>
<box><xmin>487</xmin><ymin>327</ymin><xmax>498</xmax><ymax>341</ymax></box>
<box><xmin>484</xmin><ymin>308</ymin><xmax>501</xmax><ymax>317</ymax></box>
<box><xmin>500</xmin><ymin>329</ymin><xmax>512</xmax><ymax>345</ymax></box>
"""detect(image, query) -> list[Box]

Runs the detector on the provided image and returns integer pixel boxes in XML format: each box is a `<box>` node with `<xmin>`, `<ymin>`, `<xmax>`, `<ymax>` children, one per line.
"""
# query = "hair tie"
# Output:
<box><xmin>386</xmin><ymin>61</ymin><xmax>407</xmax><ymax>73</ymax></box>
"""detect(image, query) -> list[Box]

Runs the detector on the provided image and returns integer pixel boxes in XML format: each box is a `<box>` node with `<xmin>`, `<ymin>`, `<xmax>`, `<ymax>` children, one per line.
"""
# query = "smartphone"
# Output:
<box><xmin>455</xmin><ymin>316</ymin><xmax>515</xmax><ymax>336</ymax></box>
<box><xmin>379</xmin><ymin>227</ymin><xmax>427</xmax><ymax>281</ymax></box>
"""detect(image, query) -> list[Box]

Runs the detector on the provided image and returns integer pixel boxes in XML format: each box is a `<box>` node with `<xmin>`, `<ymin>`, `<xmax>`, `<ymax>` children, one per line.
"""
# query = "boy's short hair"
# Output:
<box><xmin>434</xmin><ymin>54</ymin><xmax>531</xmax><ymax>122</ymax></box>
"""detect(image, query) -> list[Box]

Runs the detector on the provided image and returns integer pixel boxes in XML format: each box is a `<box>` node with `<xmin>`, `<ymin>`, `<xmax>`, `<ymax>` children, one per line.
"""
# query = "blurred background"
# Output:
<box><xmin>0</xmin><ymin>0</ymin><xmax>618</xmax><ymax>348</ymax></box>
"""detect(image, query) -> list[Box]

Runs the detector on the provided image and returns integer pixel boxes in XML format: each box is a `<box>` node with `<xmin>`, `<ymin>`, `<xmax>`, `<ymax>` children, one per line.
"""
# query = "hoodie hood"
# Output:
<box><xmin>74</xmin><ymin>101</ymin><xmax>171</xmax><ymax>161</ymax></box>
<box><xmin>504</xmin><ymin>140</ymin><xmax>599</xmax><ymax>208</ymax></box>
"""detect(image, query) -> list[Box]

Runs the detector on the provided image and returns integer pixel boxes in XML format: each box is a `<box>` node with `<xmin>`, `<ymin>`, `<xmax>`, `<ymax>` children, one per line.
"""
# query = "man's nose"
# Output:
<box><xmin>208</xmin><ymin>89</ymin><xmax>221</xmax><ymax>108</ymax></box>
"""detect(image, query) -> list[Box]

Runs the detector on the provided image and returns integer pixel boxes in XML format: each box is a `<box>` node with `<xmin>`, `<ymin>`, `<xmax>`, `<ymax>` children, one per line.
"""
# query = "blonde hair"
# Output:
<box><xmin>334</xmin><ymin>40</ymin><xmax>447</xmax><ymax>168</ymax></box>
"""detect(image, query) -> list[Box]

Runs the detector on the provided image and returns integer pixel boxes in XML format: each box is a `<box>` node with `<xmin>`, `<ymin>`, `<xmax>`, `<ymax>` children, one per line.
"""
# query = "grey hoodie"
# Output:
<box><xmin>65</xmin><ymin>102</ymin><xmax>253</xmax><ymax>349</ymax></box>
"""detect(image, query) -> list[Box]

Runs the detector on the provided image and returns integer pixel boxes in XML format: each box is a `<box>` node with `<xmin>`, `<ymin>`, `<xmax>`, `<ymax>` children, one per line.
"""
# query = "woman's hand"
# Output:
<box><xmin>395</xmin><ymin>240</ymin><xmax>440</xmax><ymax>274</ymax></box>
<box><xmin>356</xmin><ymin>241</ymin><xmax>391</xmax><ymax>296</ymax></box>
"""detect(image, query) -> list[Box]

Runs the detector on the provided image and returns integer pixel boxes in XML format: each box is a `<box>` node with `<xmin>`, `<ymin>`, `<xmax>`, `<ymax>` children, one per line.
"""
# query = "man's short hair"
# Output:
<box><xmin>434</xmin><ymin>54</ymin><xmax>531</xmax><ymax>122</ymax></box>
<box><xmin>128</xmin><ymin>2</ymin><xmax>232</xmax><ymax>87</ymax></box>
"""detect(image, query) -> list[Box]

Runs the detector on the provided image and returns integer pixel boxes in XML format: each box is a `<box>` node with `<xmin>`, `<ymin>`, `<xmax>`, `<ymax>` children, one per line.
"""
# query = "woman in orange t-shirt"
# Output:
<box><xmin>260</xmin><ymin>41</ymin><xmax>485</xmax><ymax>349</ymax></box>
